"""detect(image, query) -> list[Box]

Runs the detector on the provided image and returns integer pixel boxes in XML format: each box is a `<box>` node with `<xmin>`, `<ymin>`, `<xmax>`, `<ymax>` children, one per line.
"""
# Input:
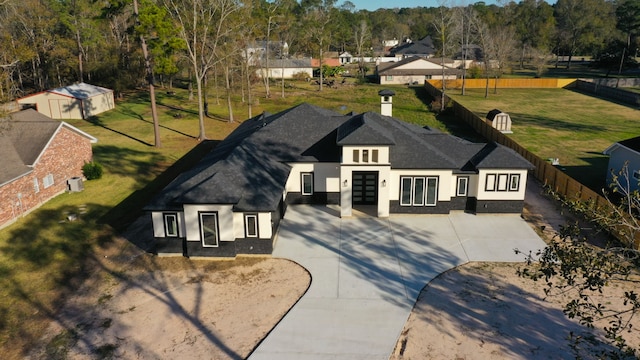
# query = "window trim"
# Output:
<box><xmin>485</xmin><ymin>174</ymin><xmax>496</xmax><ymax>191</ymax></box>
<box><xmin>456</xmin><ymin>177</ymin><xmax>468</xmax><ymax>197</ymax></box>
<box><xmin>400</xmin><ymin>176</ymin><xmax>438</xmax><ymax>207</ymax></box>
<box><xmin>43</xmin><ymin>174</ymin><xmax>54</xmax><ymax>188</ymax></box>
<box><xmin>509</xmin><ymin>174</ymin><xmax>521</xmax><ymax>191</ymax></box>
<box><xmin>497</xmin><ymin>174</ymin><xmax>509</xmax><ymax>191</ymax></box>
<box><xmin>33</xmin><ymin>178</ymin><xmax>40</xmax><ymax>194</ymax></box>
<box><xmin>426</xmin><ymin>177</ymin><xmax>438</xmax><ymax>206</ymax></box>
<box><xmin>301</xmin><ymin>172</ymin><xmax>314</xmax><ymax>195</ymax></box>
<box><xmin>164</xmin><ymin>213</ymin><xmax>179</xmax><ymax>237</ymax></box>
<box><xmin>199</xmin><ymin>212</ymin><xmax>219</xmax><ymax>248</ymax></box>
<box><xmin>244</xmin><ymin>214</ymin><xmax>258</xmax><ymax>238</ymax></box>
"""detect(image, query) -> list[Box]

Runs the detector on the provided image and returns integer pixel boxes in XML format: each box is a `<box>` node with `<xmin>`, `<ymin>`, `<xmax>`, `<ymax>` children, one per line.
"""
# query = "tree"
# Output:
<box><xmin>615</xmin><ymin>0</ymin><xmax>640</xmax><ymax>73</ymax></box>
<box><xmin>554</xmin><ymin>0</ymin><xmax>615</xmax><ymax>69</ymax></box>
<box><xmin>161</xmin><ymin>0</ymin><xmax>241</xmax><ymax>140</ymax></box>
<box><xmin>353</xmin><ymin>19</ymin><xmax>370</xmax><ymax>79</ymax></box>
<box><xmin>301</xmin><ymin>0</ymin><xmax>336</xmax><ymax>91</ymax></box>
<box><xmin>432</xmin><ymin>2</ymin><xmax>454</xmax><ymax>110</ymax></box>
<box><xmin>514</xmin><ymin>0</ymin><xmax>555</xmax><ymax>69</ymax></box>
<box><xmin>518</xmin><ymin>164</ymin><xmax>640</xmax><ymax>357</ymax></box>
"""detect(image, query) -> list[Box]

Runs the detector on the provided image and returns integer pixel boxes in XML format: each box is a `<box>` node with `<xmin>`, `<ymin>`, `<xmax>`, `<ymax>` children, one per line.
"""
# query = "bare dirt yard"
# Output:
<box><xmin>27</xmin><ymin>179</ymin><xmax>640</xmax><ymax>359</ymax></box>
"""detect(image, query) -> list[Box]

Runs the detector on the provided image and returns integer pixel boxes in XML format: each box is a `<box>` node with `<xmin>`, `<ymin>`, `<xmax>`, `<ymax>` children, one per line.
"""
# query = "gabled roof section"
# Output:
<box><xmin>468</xmin><ymin>142</ymin><xmax>534</xmax><ymax>170</ymax></box>
<box><xmin>337</xmin><ymin>112</ymin><xmax>396</xmax><ymax>146</ymax></box>
<box><xmin>377</xmin><ymin>56</ymin><xmax>460</xmax><ymax>76</ymax></box>
<box><xmin>146</xmin><ymin>103</ymin><xmax>348</xmax><ymax>211</ymax></box>
<box><xmin>267</xmin><ymin>59</ymin><xmax>312</xmax><ymax>69</ymax></box>
<box><xmin>0</xmin><ymin>109</ymin><xmax>97</xmax><ymax>185</ymax></box>
<box><xmin>49</xmin><ymin>82</ymin><xmax>112</xmax><ymax>99</ymax></box>
<box><xmin>389</xmin><ymin>36</ymin><xmax>436</xmax><ymax>56</ymax></box>
<box><xmin>604</xmin><ymin>136</ymin><xmax>640</xmax><ymax>155</ymax></box>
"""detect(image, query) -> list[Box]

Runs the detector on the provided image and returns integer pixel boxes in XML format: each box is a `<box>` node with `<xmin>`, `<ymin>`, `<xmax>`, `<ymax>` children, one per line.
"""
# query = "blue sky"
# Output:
<box><xmin>344</xmin><ymin>1</ymin><xmax>557</xmax><ymax>11</ymax></box>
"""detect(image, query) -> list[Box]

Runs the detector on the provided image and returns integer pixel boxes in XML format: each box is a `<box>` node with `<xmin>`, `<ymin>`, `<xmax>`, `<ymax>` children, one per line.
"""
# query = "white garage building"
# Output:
<box><xmin>16</xmin><ymin>82</ymin><xmax>115</xmax><ymax>120</ymax></box>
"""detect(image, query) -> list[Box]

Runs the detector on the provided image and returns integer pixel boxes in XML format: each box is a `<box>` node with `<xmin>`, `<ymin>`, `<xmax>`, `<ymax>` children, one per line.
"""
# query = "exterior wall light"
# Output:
<box><xmin>382</xmin><ymin>180</ymin><xmax>386</xmax><ymax>187</ymax></box>
<box><xmin>343</xmin><ymin>179</ymin><xmax>348</xmax><ymax>187</ymax></box>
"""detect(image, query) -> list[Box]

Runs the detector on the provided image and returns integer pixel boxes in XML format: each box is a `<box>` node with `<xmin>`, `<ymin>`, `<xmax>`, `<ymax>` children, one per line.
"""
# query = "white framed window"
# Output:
<box><xmin>497</xmin><ymin>174</ymin><xmax>509</xmax><ymax>191</ymax></box>
<box><xmin>33</xmin><ymin>178</ymin><xmax>40</xmax><ymax>193</ymax></box>
<box><xmin>400</xmin><ymin>177</ymin><xmax>413</xmax><ymax>206</ymax></box>
<box><xmin>633</xmin><ymin>170</ymin><xmax>640</xmax><ymax>181</ymax></box>
<box><xmin>301</xmin><ymin>172</ymin><xmax>313</xmax><ymax>195</ymax></box>
<box><xmin>245</xmin><ymin>214</ymin><xmax>258</xmax><ymax>238</ymax></box>
<box><xmin>400</xmin><ymin>176</ymin><xmax>438</xmax><ymax>206</ymax></box>
<box><xmin>385</xmin><ymin>75</ymin><xmax>393</xmax><ymax>81</ymax></box>
<box><xmin>426</xmin><ymin>177</ymin><xmax>438</xmax><ymax>206</ymax></box>
<box><xmin>412</xmin><ymin>177</ymin><xmax>425</xmax><ymax>206</ymax></box>
<box><xmin>485</xmin><ymin>174</ymin><xmax>496</xmax><ymax>191</ymax></box>
<box><xmin>457</xmin><ymin>177</ymin><xmax>468</xmax><ymax>196</ymax></box>
<box><xmin>43</xmin><ymin>174</ymin><xmax>54</xmax><ymax>188</ymax></box>
<box><xmin>362</xmin><ymin>149</ymin><xmax>369</xmax><ymax>162</ymax></box>
<box><xmin>509</xmin><ymin>174</ymin><xmax>521</xmax><ymax>191</ymax></box>
<box><xmin>199</xmin><ymin>212</ymin><xmax>219</xmax><ymax>247</ymax></box>
<box><xmin>164</xmin><ymin>213</ymin><xmax>178</xmax><ymax>237</ymax></box>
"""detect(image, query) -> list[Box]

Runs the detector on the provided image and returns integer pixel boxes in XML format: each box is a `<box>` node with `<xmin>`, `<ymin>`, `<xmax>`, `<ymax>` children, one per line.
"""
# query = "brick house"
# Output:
<box><xmin>0</xmin><ymin>109</ymin><xmax>97</xmax><ymax>229</ymax></box>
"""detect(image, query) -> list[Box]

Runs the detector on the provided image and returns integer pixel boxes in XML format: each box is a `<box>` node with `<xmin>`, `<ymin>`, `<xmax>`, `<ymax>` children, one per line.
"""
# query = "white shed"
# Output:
<box><xmin>16</xmin><ymin>82</ymin><xmax>115</xmax><ymax>120</ymax></box>
<box><xmin>486</xmin><ymin>109</ymin><xmax>512</xmax><ymax>134</ymax></box>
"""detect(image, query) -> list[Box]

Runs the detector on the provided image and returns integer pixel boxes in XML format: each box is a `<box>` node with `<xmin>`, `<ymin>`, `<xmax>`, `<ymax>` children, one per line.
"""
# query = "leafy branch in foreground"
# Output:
<box><xmin>517</xmin><ymin>223</ymin><xmax>640</xmax><ymax>358</ymax></box>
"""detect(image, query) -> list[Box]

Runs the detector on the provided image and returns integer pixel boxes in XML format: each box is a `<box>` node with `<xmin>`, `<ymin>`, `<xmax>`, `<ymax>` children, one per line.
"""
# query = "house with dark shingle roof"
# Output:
<box><xmin>146</xmin><ymin>97</ymin><xmax>534</xmax><ymax>258</ymax></box>
<box><xmin>603</xmin><ymin>136</ymin><xmax>640</xmax><ymax>192</ymax></box>
<box><xmin>0</xmin><ymin>109</ymin><xmax>97</xmax><ymax>229</ymax></box>
<box><xmin>376</xmin><ymin>56</ymin><xmax>460</xmax><ymax>85</ymax></box>
<box><xmin>388</xmin><ymin>36</ymin><xmax>437</xmax><ymax>59</ymax></box>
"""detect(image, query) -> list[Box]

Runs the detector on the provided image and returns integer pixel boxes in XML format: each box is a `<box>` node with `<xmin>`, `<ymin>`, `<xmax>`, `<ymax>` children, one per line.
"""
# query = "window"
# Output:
<box><xmin>457</xmin><ymin>177</ymin><xmax>468</xmax><ymax>196</ymax></box>
<box><xmin>400</xmin><ymin>176</ymin><xmax>438</xmax><ymax>206</ymax></box>
<box><xmin>485</xmin><ymin>173</ymin><xmax>522</xmax><ymax>192</ymax></box>
<box><xmin>362</xmin><ymin>150</ymin><xmax>369</xmax><ymax>162</ymax></box>
<box><xmin>33</xmin><ymin>178</ymin><xmax>40</xmax><ymax>194</ymax></box>
<box><xmin>497</xmin><ymin>174</ymin><xmax>509</xmax><ymax>191</ymax></box>
<box><xmin>301</xmin><ymin>173</ymin><xmax>313</xmax><ymax>195</ymax></box>
<box><xmin>245</xmin><ymin>214</ymin><xmax>258</xmax><ymax>238</ymax></box>
<box><xmin>164</xmin><ymin>213</ymin><xmax>178</xmax><ymax>237</ymax></box>
<box><xmin>199</xmin><ymin>212</ymin><xmax>219</xmax><ymax>247</ymax></box>
<box><xmin>485</xmin><ymin>174</ymin><xmax>496</xmax><ymax>191</ymax></box>
<box><xmin>372</xmin><ymin>150</ymin><xmax>379</xmax><ymax>163</ymax></box>
<box><xmin>385</xmin><ymin>75</ymin><xmax>393</xmax><ymax>81</ymax></box>
<box><xmin>426</xmin><ymin>177</ymin><xmax>438</xmax><ymax>206</ymax></box>
<box><xmin>413</xmin><ymin>177</ymin><xmax>425</xmax><ymax>206</ymax></box>
<box><xmin>43</xmin><ymin>174</ymin><xmax>54</xmax><ymax>188</ymax></box>
<box><xmin>353</xmin><ymin>149</ymin><xmax>359</xmax><ymax>163</ymax></box>
<box><xmin>509</xmin><ymin>174</ymin><xmax>520</xmax><ymax>191</ymax></box>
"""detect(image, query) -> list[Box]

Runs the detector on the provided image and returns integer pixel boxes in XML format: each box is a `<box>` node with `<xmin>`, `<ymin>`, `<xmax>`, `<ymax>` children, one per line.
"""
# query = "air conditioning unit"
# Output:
<box><xmin>67</xmin><ymin>177</ymin><xmax>84</xmax><ymax>192</ymax></box>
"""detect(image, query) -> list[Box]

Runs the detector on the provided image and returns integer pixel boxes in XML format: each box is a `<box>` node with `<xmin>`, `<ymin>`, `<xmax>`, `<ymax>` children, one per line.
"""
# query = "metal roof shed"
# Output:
<box><xmin>16</xmin><ymin>82</ymin><xmax>115</xmax><ymax>120</ymax></box>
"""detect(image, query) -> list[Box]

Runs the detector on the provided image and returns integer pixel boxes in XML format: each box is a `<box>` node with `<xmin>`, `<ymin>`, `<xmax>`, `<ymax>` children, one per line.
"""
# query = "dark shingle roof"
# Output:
<box><xmin>618</xmin><ymin>136</ymin><xmax>640</xmax><ymax>152</ymax></box>
<box><xmin>148</xmin><ymin>103</ymin><xmax>533</xmax><ymax>212</ymax></box>
<box><xmin>390</xmin><ymin>36</ymin><xmax>436</xmax><ymax>56</ymax></box>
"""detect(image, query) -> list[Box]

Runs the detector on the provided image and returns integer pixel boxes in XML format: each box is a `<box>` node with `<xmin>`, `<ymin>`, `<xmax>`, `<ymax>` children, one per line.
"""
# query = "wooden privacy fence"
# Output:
<box><xmin>427</xmin><ymin>78</ymin><xmax>577</xmax><ymax>90</ymax></box>
<box><xmin>424</xmin><ymin>81</ymin><xmax>638</xmax><ymax>247</ymax></box>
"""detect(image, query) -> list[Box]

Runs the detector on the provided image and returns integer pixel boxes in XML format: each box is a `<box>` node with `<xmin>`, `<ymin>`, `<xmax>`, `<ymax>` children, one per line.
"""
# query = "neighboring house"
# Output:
<box><xmin>255</xmin><ymin>59</ymin><xmax>313</xmax><ymax>79</ymax></box>
<box><xmin>388</xmin><ymin>36</ymin><xmax>436</xmax><ymax>59</ymax></box>
<box><xmin>0</xmin><ymin>109</ymin><xmax>97</xmax><ymax>229</ymax></box>
<box><xmin>16</xmin><ymin>82</ymin><xmax>115</xmax><ymax>120</ymax></box>
<box><xmin>243</xmin><ymin>40</ymin><xmax>289</xmax><ymax>66</ymax></box>
<box><xmin>311</xmin><ymin>58</ymin><xmax>342</xmax><ymax>67</ymax></box>
<box><xmin>603</xmin><ymin>136</ymin><xmax>640</xmax><ymax>193</ymax></box>
<box><xmin>339</xmin><ymin>52</ymin><xmax>353</xmax><ymax>65</ymax></box>
<box><xmin>376</xmin><ymin>56</ymin><xmax>460</xmax><ymax>85</ymax></box>
<box><xmin>146</xmin><ymin>96</ymin><xmax>533</xmax><ymax>258</ymax></box>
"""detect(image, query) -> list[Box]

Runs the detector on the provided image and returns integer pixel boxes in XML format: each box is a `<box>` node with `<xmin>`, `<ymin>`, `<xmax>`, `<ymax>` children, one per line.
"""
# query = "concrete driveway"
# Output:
<box><xmin>249</xmin><ymin>206</ymin><xmax>546</xmax><ymax>360</ymax></box>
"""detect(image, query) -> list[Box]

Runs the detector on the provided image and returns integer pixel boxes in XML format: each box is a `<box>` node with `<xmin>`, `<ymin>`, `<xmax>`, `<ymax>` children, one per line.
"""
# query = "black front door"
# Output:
<box><xmin>352</xmin><ymin>172</ymin><xmax>378</xmax><ymax>205</ymax></box>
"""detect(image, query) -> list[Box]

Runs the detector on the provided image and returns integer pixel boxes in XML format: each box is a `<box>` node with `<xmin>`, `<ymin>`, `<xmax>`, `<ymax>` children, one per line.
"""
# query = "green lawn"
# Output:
<box><xmin>449</xmin><ymin>88</ymin><xmax>640</xmax><ymax>191</ymax></box>
<box><xmin>0</xmin><ymin>80</ymin><xmax>449</xmax><ymax>359</ymax></box>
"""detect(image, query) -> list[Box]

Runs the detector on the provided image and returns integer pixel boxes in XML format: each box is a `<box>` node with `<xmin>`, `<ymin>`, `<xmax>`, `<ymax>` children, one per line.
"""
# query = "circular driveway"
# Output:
<box><xmin>249</xmin><ymin>205</ymin><xmax>546</xmax><ymax>360</ymax></box>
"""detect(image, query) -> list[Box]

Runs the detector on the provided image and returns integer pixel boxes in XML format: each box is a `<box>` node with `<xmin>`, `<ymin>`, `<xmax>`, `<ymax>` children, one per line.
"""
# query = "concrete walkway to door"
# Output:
<box><xmin>249</xmin><ymin>206</ymin><xmax>546</xmax><ymax>360</ymax></box>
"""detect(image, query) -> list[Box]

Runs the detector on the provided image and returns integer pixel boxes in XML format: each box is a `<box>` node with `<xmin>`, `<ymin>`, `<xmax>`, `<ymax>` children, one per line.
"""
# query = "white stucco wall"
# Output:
<box><xmin>183</xmin><ymin>204</ymin><xmax>234</xmax><ymax>242</ymax></box>
<box><xmin>341</xmin><ymin>146</ymin><xmax>390</xmax><ymax>165</ymax></box>
<box><xmin>151</xmin><ymin>211</ymin><xmax>185</xmax><ymax>238</ymax></box>
<box><xmin>232</xmin><ymin>212</ymin><xmax>273</xmax><ymax>239</ymax></box>
<box><xmin>340</xmin><ymin>165</ymin><xmax>392</xmax><ymax>217</ymax></box>
<box><xmin>286</xmin><ymin>163</ymin><xmax>341</xmax><ymax>193</ymax></box>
